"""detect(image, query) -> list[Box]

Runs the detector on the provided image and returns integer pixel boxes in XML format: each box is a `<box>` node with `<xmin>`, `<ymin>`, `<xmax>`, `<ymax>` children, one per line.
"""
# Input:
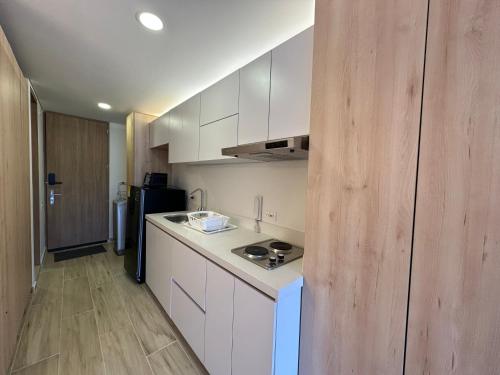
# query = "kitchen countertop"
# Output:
<box><xmin>146</xmin><ymin>212</ymin><xmax>303</xmax><ymax>300</ymax></box>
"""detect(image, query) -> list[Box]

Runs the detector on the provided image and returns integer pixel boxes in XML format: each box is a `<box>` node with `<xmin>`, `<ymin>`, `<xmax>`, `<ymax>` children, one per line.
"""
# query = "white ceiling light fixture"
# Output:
<box><xmin>137</xmin><ymin>12</ymin><xmax>164</xmax><ymax>31</ymax></box>
<box><xmin>98</xmin><ymin>102</ymin><xmax>111</xmax><ymax>110</ymax></box>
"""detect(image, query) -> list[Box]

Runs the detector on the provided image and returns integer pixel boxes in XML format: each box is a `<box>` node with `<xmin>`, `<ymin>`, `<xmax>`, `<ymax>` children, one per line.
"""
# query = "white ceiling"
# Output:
<box><xmin>0</xmin><ymin>0</ymin><xmax>314</xmax><ymax>123</ymax></box>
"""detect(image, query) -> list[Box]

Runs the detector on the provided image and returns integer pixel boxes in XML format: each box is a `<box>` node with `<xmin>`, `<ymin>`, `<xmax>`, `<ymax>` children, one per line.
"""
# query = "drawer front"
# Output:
<box><xmin>171</xmin><ymin>238</ymin><xmax>207</xmax><ymax>309</ymax></box>
<box><xmin>171</xmin><ymin>281</ymin><xmax>205</xmax><ymax>362</ymax></box>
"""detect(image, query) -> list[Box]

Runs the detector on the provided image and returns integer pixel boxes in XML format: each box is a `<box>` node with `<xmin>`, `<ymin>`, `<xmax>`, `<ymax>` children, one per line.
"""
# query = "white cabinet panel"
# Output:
<box><xmin>199</xmin><ymin>115</ymin><xmax>238</xmax><ymax>161</ymax></box>
<box><xmin>232</xmin><ymin>279</ymin><xmax>276</xmax><ymax>375</ymax></box>
<box><xmin>200</xmin><ymin>71</ymin><xmax>239</xmax><ymax>125</ymax></box>
<box><xmin>171</xmin><ymin>281</ymin><xmax>205</xmax><ymax>362</ymax></box>
<box><xmin>171</xmin><ymin>238</ymin><xmax>207</xmax><ymax>309</ymax></box>
<box><xmin>145</xmin><ymin>222</ymin><xmax>172</xmax><ymax>315</ymax></box>
<box><xmin>238</xmin><ymin>52</ymin><xmax>271</xmax><ymax>144</ymax></box>
<box><xmin>204</xmin><ymin>262</ymin><xmax>234</xmax><ymax>375</ymax></box>
<box><xmin>168</xmin><ymin>95</ymin><xmax>200</xmax><ymax>163</ymax></box>
<box><xmin>149</xmin><ymin>113</ymin><xmax>169</xmax><ymax>148</ymax></box>
<box><xmin>269</xmin><ymin>27</ymin><xmax>313</xmax><ymax>139</ymax></box>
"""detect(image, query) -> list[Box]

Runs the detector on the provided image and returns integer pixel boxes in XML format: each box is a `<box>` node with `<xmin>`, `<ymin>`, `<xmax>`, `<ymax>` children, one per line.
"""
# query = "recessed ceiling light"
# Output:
<box><xmin>98</xmin><ymin>102</ymin><xmax>111</xmax><ymax>110</ymax></box>
<box><xmin>137</xmin><ymin>12</ymin><xmax>164</xmax><ymax>31</ymax></box>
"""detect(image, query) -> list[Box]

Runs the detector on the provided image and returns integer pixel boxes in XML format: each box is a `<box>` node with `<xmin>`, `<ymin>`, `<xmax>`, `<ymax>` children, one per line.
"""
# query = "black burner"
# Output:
<box><xmin>245</xmin><ymin>246</ymin><xmax>269</xmax><ymax>257</ymax></box>
<box><xmin>270</xmin><ymin>241</ymin><xmax>292</xmax><ymax>251</ymax></box>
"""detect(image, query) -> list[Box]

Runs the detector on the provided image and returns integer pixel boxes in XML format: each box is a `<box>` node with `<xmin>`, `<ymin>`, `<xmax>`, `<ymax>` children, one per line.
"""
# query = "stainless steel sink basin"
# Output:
<box><xmin>164</xmin><ymin>213</ymin><xmax>189</xmax><ymax>224</ymax></box>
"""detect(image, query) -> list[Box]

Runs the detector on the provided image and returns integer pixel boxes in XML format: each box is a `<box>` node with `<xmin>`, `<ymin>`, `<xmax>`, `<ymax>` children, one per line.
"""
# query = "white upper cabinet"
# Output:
<box><xmin>169</xmin><ymin>94</ymin><xmax>200</xmax><ymax>163</ymax></box>
<box><xmin>199</xmin><ymin>115</ymin><xmax>238</xmax><ymax>161</ymax></box>
<box><xmin>200</xmin><ymin>71</ymin><xmax>239</xmax><ymax>126</ymax></box>
<box><xmin>149</xmin><ymin>112</ymin><xmax>169</xmax><ymax>148</ymax></box>
<box><xmin>238</xmin><ymin>52</ymin><xmax>271</xmax><ymax>145</ymax></box>
<box><xmin>269</xmin><ymin>26</ymin><xmax>314</xmax><ymax>140</ymax></box>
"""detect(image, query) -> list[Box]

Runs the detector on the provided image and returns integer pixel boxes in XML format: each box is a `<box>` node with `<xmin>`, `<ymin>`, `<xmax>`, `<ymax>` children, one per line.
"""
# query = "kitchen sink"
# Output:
<box><xmin>164</xmin><ymin>213</ymin><xmax>189</xmax><ymax>224</ymax></box>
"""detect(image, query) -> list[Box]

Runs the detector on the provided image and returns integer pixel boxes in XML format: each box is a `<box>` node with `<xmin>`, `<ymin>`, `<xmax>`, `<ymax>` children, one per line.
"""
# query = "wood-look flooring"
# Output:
<box><xmin>9</xmin><ymin>243</ymin><xmax>206</xmax><ymax>375</ymax></box>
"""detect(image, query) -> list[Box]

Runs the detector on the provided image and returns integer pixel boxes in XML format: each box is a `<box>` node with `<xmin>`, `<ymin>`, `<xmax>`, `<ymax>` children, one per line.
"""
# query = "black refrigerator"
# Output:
<box><xmin>124</xmin><ymin>185</ymin><xmax>186</xmax><ymax>283</ymax></box>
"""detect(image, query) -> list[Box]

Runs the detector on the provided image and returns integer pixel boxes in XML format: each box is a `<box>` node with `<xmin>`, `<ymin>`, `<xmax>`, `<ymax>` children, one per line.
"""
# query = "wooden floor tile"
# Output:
<box><xmin>62</xmin><ymin>276</ymin><xmax>93</xmax><ymax>317</ymax></box>
<box><xmin>115</xmin><ymin>275</ymin><xmax>176</xmax><ymax>355</ymax></box>
<box><xmin>12</xmin><ymin>301</ymin><xmax>61</xmax><ymax>370</ymax></box>
<box><xmin>59</xmin><ymin>310</ymin><xmax>104</xmax><ymax>375</ymax></box>
<box><xmin>85</xmin><ymin>253</ymin><xmax>113</xmax><ymax>288</ymax></box>
<box><xmin>104</xmin><ymin>251</ymin><xmax>125</xmax><ymax>276</ymax></box>
<box><xmin>32</xmin><ymin>268</ymin><xmax>63</xmax><ymax>305</ymax></box>
<box><xmin>63</xmin><ymin>257</ymin><xmax>87</xmax><ymax>280</ymax></box>
<box><xmin>11</xmin><ymin>355</ymin><xmax>59</xmax><ymax>375</ymax></box>
<box><xmin>91</xmin><ymin>281</ymin><xmax>131</xmax><ymax>335</ymax></box>
<box><xmin>40</xmin><ymin>253</ymin><xmax>65</xmax><ymax>272</ymax></box>
<box><xmin>148</xmin><ymin>342</ymin><xmax>202</xmax><ymax>375</ymax></box>
<box><xmin>100</xmin><ymin>327</ymin><xmax>152</xmax><ymax>375</ymax></box>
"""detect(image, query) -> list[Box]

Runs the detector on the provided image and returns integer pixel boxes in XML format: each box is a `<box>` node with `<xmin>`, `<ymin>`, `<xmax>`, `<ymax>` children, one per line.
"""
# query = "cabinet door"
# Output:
<box><xmin>232</xmin><ymin>279</ymin><xmax>276</xmax><ymax>375</ymax></box>
<box><xmin>171</xmin><ymin>238</ymin><xmax>207</xmax><ymax>309</ymax></box>
<box><xmin>171</xmin><ymin>281</ymin><xmax>205</xmax><ymax>362</ymax></box>
<box><xmin>150</xmin><ymin>113</ymin><xmax>169</xmax><ymax>148</ymax></box>
<box><xmin>169</xmin><ymin>95</ymin><xmax>200</xmax><ymax>163</ymax></box>
<box><xmin>168</xmin><ymin>106</ymin><xmax>182</xmax><ymax>162</ymax></box>
<box><xmin>200</xmin><ymin>71</ymin><xmax>239</xmax><ymax>125</ymax></box>
<box><xmin>145</xmin><ymin>223</ymin><xmax>172</xmax><ymax>315</ymax></box>
<box><xmin>205</xmin><ymin>262</ymin><xmax>234</xmax><ymax>375</ymax></box>
<box><xmin>269</xmin><ymin>27</ymin><xmax>313</xmax><ymax>139</ymax></box>
<box><xmin>199</xmin><ymin>115</ymin><xmax>238</xmax><ymax>161</ymax></box>
<box><xmin>238</xmin><ymin>52</ymin><xmax>271</xmax><ymax>144</ymax></box>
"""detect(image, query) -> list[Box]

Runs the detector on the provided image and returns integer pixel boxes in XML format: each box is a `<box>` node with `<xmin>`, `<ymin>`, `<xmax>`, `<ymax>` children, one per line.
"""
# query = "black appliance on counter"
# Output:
<box><xmin>124</xmin><ymin>173</ymin><xmax>186</xmax><ymax>283</ymax></box>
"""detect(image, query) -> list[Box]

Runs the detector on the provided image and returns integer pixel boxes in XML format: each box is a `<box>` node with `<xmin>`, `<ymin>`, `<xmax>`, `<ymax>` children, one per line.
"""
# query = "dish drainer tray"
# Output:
<box><xmin>184</xmin><ymin>222</ymin><xmax>238</xmax><ymax>235</ymax></box>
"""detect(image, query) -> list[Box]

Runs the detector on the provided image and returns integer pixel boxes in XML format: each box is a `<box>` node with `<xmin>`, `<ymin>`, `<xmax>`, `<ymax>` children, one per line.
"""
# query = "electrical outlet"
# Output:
<box><xmin>265</xmin><ymin>211</ymin><xmax>278</xmax><ymax>223</ymax></box>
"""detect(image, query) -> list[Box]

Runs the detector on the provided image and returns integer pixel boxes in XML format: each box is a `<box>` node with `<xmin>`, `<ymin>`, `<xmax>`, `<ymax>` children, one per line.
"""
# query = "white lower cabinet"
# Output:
<box><xmin>171</xmin><ymin>281</ymin><xmax>205</xmax><ymax>361</ymax></box>
<box><xmin>145</xmin><ymin>223</ymin><xmax>172</xmax><ymax>315</ymax></box>
<box><xmin>204</xmin><ymin>262</ymin><xmax>234</xmax><ymax>375</ymax></box>
<box><xmin>232</xmin><ymin>279</ymin><xmax>276</xmax><ymax>375</ymax></box>
<box><xmin>146</xmin><ymin>225</ymin><xmax>302</xmax><ymax>375</ymax></box>
<box><xmin>171</xmin><ymin>237</ymin><xmax>207</xmax><ymax>309</ymax></box>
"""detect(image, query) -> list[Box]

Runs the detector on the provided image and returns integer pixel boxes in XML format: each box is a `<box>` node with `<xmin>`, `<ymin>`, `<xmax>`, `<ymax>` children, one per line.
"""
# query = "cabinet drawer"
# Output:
<box><xmin>171</xmin><ymin>281</ymin><xmax>205</xmax><ymax>362</ymax></box>
<box><xmin>171</xmin><ymin>239</ymin><xmax>207</xmax><ymax>309</ymax></box>
<box><xmin>200</xmin><ymin>71</ymin><xmax>239</xmax><ymax>125</ymax></box>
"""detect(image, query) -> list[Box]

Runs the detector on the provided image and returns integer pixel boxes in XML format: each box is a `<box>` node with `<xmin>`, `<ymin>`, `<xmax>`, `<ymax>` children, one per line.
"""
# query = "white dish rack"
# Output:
<box><xmin>186</xmin><ymin>211</ymin><xmax>231</xmax><ymax>232</ymax></box>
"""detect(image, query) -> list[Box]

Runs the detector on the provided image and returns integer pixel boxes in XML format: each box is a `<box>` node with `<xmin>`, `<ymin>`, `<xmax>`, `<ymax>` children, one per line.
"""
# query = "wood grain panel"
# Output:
<box><xmin>0</xmin><ymin>25</ymin><xmax>32</xmax><ymax>373</ymax></box>
<box><xmin>126</xmin><ymin>112</ymin><xmax>170</xmax><ymax>187</ymax></box>
<box><xmin>405</xmin><ymin>1</ymin><xmax>500</xmax><ymax>373</ymax></box>
<box><xmin>45</xmin><ymin>112</ymin><xmax>109</xmax><ymax>249</ymax></box>
<box><xmin>300</xmin><ymin>0</ymin><xmax>428</xmax><ymax>373</ymax></box>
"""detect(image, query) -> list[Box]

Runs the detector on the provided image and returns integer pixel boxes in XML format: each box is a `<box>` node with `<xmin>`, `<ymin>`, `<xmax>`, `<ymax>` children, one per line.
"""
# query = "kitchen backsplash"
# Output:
<box><xmin>171</xmin><ymin>160</ymin><xmax>307</xmax><ymax>247</ymax></box>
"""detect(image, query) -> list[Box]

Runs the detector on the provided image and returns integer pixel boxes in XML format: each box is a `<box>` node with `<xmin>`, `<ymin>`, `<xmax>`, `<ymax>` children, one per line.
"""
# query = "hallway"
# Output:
<box><xmin>10</xmin><ymin>244</ymin><xmax>205</xmax><ymax>375</ymax></box>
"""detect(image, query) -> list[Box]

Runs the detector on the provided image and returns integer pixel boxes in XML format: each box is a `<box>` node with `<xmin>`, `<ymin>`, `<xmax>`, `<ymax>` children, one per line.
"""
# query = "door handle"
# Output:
<box><xmin>49</xmin><ymin>189</ymin><xmax>62</xmax><ymax>206</ymax></box>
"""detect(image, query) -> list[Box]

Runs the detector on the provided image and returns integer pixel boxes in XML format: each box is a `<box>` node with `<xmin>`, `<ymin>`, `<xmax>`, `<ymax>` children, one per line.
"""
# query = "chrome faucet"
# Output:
<box><xmin>189</xmin><ymin>188</ymin><xmax>206</xmax><ymax>211</ymax></box>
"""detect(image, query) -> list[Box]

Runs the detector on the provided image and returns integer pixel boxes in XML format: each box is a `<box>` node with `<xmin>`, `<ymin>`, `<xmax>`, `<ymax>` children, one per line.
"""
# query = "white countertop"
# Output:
<box><xmin>146</xmin><ymin>212</ymin><xmax>303</xmax><ymax>300</ymax></box>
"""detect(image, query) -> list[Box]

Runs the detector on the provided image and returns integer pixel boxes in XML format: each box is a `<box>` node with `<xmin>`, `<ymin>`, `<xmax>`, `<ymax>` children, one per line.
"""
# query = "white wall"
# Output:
<box><xmin>172</xmin><ymin>160</ymin><xmax>308</xmax><ymax>246</ymax></box>
<box><xmin>109</xmin><ymin>122</ymin><xmax>127</xmax><ymax>239</ymax></box>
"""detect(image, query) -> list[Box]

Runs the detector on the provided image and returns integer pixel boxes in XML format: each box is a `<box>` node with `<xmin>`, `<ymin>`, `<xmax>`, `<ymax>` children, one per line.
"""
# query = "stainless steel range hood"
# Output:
<box><xmin>221</xmin><ymin>135</ymin><xmax>309</xmax><ymax>161</ymax></box>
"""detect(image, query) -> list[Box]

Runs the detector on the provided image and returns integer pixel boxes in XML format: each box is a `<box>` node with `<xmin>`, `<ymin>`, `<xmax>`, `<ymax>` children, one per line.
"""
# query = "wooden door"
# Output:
<box><xmin>45</xmin><ymin>112</ymin><xmax>109</xmax><ymax>250</ymax></box>
<box><xmin>405</xmin><ymin>0</ymin><xmax>500</xmax><ymax>373</ymax></box>
<box><xmin>300</xmin><ymin>0</ymin><xmax>428</xmax><ymax>374</ymax></box>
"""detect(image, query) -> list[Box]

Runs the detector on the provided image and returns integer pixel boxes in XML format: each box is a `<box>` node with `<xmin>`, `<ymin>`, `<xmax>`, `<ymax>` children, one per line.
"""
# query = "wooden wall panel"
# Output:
<box><xmin>0</xmin><ymin>26</ymin><xmax>32</xmax><ymax>373</ymax></box>
<box><xmin>126</xmin><ymin>112</ymin><xmax>170</xmax><ymax>187</ymax></box>
<box><xmin>405</xmin><ymin>1</ymin><xmax>500</xmax><ymax>373</ymax></box>
<box><xmin>300</xmin><ymin>0</ymin><xmax>428</xmax><ymax>374</ymax></box>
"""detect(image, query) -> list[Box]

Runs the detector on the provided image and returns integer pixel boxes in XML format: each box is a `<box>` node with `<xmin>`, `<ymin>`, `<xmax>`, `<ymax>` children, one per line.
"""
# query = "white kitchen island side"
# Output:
<box><xmin>145</xmin><ymin>213</ymin><xmax>303</xmax><ymax>375</ymax></box>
